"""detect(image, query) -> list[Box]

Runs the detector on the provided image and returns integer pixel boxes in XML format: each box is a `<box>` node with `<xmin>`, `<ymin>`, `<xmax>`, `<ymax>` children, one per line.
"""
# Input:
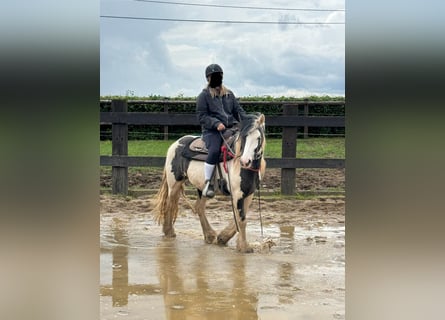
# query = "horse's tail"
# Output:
<box><xmin>153</xmin><ymin>167</ymin><xmax>182</xmax><ymax>226</ymax></box>
<box><xmin>153</xmin><ymin>168</ymin><xmax>169</xmax><ymax>225</ymax></box>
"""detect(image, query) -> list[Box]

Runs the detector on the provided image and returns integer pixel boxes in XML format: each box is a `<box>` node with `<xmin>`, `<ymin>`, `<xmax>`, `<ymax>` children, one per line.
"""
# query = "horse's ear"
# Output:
<box><xmin>257</xmin><ymin>113</ymin><xmax>265</xmax><ymax>125</ymax></box>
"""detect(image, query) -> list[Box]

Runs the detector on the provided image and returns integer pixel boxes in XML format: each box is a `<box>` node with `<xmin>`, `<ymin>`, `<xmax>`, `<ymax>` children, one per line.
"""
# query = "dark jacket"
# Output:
<box><xmin>196</xmin><ymin>87</ymin><xmax>246</xmax><ymax>131</ymax></box>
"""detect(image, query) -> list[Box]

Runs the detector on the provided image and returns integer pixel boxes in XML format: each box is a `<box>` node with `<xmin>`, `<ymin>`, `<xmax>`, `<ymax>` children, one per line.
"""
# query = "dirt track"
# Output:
<box><xmin>101</xmin><ymin>167</ymin><xmax>345</xmax><ymax>194</ymax></box>
<box><xmin>100</xmin><ymin>167</ymin><xmax>345</xmax><ymax>230</ymax></box>
<box><xmin>100</xmin><ymin>194</ymin><xmax>345</xmax><ymax>227</ymax></box>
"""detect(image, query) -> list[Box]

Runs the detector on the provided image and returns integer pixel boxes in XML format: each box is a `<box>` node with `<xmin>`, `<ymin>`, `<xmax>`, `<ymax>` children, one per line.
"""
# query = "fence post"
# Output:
<box><xmin>281</xmin><ymin>104</ymin><xmax>298</xmax><ymax>195</ymax></box>
<box><xmin>303</xmin><ymin>99</ymin><xmax>309</xmax><ymax>139</ymax></box>
<box><xmin>112</xmin><ymin>99</ymin><xmax>128</xmax><ymax>195</ymax></box>
<box><xmin>163</xmin><ymin>104</ymin><xmax>169</xmax><ymax>140</ymax></box>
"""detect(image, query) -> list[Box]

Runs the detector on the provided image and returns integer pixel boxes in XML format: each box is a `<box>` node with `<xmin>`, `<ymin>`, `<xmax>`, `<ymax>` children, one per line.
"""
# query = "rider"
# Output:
<box><xmin>196</xmin><ymin>63</ymin><xmax>246</xmax><ymax>198</ymax></box>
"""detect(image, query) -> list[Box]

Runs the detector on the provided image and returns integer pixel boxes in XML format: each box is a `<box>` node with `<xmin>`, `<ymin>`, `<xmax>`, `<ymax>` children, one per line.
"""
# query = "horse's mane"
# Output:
<box><xmin>240</xmin><ymin>112</ymin><xmax>262</xmax><ymax>137</ymax></box>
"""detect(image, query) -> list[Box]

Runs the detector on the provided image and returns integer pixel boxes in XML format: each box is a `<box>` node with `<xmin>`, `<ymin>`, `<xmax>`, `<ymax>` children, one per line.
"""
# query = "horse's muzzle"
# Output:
<box><xmin>240</xmin><ymin>158</ymin><xmax>252</xmax><ymax>168</ymax></box>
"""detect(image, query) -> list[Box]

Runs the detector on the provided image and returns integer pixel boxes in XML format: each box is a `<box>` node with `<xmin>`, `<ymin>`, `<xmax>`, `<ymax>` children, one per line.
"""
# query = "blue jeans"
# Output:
<box><xmin>202</xmin><ymin>130</ymin><xmax>223</xmax><ymax>164</ymax></box>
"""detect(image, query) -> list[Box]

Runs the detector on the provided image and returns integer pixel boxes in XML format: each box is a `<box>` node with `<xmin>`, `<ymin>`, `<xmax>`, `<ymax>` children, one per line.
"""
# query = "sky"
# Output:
<box><xmin>100</xmin><ymin>0</ymin><xmax>345</xmax><ymax>98</ymax></box>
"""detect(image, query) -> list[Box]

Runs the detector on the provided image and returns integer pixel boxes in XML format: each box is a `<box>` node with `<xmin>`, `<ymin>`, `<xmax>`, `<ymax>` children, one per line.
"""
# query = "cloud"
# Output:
<box><xmin>100</xmin><ymin>0</ymin><xmax>345</xmax><ymax>97</ymax></box>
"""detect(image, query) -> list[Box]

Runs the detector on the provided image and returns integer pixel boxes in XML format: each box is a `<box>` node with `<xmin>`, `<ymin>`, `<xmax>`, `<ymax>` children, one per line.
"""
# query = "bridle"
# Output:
<box><xmin>239</xmin><ymin>125</ymin><xmax>265</xmax><ymax>172</ymax></box>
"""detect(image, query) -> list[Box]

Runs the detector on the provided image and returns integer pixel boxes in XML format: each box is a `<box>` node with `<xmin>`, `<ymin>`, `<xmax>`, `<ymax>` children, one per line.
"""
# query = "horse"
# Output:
<box><xmin>153</xmin><ymin>113</ymin><xmax>266</xmax><ymax>253</ymax></box>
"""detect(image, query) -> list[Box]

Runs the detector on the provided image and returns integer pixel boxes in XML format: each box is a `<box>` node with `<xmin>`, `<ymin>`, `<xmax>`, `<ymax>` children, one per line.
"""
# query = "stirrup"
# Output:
<box><xmin>203</xmin><ymin>180</ymin><xmax>215</xmax><ymax>198</ymax></box>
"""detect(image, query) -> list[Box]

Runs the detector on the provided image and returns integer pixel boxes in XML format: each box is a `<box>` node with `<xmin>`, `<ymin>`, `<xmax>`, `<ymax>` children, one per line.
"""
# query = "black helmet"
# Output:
<box><xmin>205</xmin><ymin>64</ymin><xmax>223</xmax><ymax>77</ymax></box>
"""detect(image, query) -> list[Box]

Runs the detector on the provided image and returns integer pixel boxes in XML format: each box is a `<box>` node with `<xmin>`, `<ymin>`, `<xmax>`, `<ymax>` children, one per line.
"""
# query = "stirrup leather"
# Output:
<box><xmin>203</xmin><ymin>180</ymin><xmax>215</xmax><ymax>198</ymax></box>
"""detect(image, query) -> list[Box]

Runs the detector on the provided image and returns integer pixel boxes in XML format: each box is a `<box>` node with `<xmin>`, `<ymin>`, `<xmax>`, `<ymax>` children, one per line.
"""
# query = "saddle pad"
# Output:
<box><xmin>189</xmin><ymin>138</ymin><xmax>208</xmax><ymax>153</ymax></box>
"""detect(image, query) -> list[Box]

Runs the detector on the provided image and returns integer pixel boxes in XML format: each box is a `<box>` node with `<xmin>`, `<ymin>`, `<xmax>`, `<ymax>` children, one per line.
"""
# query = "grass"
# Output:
<box><xmin>100</xmin><ymin>140</ymin><xmax>170</xmax><ymax>156</ymax></box>
<box><xmin>263</xmin><ymin>137</ymin><xmax>344</xmax><ymax>158</ymax></box>
<box><xmin>100</xmin><ymin>137</ymin><xmax>344</xmax><ymax>159</ymax></box>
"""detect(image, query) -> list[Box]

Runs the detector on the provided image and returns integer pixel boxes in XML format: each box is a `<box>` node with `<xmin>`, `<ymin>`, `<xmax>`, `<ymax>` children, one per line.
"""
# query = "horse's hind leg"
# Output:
<box><xmin>162</xmin><ymin>182</ymin><xmax>183</xmax><ymax>238</ymax></box>
<box><xmin>217</xmin><ymin>221</ymin><xmax>237</xmax><ymax>245</ymax></box>
<box><xmin>217</xmin><ymin>218</ymin><xmax>253</xmax><ymax>253</ymax></box>
<box><xmin>194</xmin><ymin>192</ymin><xmax>217</xmax><ymax>244</ymax></box>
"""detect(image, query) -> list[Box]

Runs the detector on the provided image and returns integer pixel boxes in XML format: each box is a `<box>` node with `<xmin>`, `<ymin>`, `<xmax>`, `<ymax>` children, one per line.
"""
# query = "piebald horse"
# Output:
<box><xmin>154</xmin><ymin>113</ymin><xmax>266</xmax><ymax>253</ymax></box>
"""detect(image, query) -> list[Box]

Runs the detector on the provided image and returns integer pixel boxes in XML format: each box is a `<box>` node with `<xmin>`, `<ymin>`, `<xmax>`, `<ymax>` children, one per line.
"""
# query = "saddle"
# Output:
<box><xmin>182</xmin><ymin>128</ymin><xmax>238</xmax><ymax>162</ymax></box>
<box><xmin>181</xmin><ymin>128</ymin><xmax>238</xmax><ymax>196</ymax></box>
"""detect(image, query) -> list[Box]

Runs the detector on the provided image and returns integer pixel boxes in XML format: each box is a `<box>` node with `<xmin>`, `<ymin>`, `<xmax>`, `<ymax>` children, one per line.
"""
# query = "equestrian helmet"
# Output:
<box><xmin>205</xmin><ymin>64</ymin><xmax>223</xmax><ymax>77</ymax></box>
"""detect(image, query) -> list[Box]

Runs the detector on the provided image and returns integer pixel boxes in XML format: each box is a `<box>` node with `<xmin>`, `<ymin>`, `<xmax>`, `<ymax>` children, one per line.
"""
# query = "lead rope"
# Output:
<box><xmin>226</xmin><ymin>161</ymin><xmax>240</xmax><ymax>233</ymax></box>
<box><xmin>220</xmin><ymin>131</ymin><xmax>240</xmax><ymax>233</ymax></box>
<box><xmin>257</xmin><ymin>170</ymin><xmax>263</xmax><ymax>237</ymax></box>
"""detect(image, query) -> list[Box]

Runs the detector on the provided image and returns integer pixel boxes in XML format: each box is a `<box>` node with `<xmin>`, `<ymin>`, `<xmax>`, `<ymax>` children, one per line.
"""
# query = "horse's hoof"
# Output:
<box><xmin>163</xmin><ymin>230</ymin><xmax>176</xmax><ymax>238</ymax></box>
<box><xmin>164</xmin><ymin>234</ymin><xmax>176</xmax><ymax>239</ymax></box>
<box><xmin>217</xmin><ymin>235</ymin><xmax>229</xmax><ymax>245</ymax></box>
<box><xmin>204</xmin><ymin>234</ymin><xmax>216</xmax><ymax>244</ymax></box>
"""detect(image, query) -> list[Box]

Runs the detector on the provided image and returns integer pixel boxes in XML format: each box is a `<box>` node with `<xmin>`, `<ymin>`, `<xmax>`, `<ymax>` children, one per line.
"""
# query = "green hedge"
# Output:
<box><xmin>100</xmin><ymin>95</ymin><xmax>345</xmax><ymax>140</ymax></box>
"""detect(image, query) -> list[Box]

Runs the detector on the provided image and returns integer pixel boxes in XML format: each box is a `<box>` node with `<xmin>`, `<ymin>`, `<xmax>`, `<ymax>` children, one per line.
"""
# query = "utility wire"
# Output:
<box><xmin>100</xmin><ymin>15</ymin><xmax>345</xmax><ymax>24</ymax></box>
<box><xmin>134</xmin><ymin>0</ymin><xmax>345</xmax><ymax>12</ymax></box>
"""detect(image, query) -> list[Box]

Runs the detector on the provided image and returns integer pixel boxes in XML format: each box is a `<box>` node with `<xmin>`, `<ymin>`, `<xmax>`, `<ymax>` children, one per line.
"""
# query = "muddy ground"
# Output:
<box><xmin>100</xmin><ymin>168</ymin><xmax>345</xmax><ymax>319</ymax></box>
<box><xmin>101</xmin><ymin>167</ymin><xmax>345</xmax><ymax>194</ymax></box>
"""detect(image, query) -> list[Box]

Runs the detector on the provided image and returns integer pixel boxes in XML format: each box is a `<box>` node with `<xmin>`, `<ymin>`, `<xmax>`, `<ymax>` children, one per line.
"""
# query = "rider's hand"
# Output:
<box><xmin>216</xmin><ymin>123</ymin><xmax>226</xmax><ymax>131</ymax></box>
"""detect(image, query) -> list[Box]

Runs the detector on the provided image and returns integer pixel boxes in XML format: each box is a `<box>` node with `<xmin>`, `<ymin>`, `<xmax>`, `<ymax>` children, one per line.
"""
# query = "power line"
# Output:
<box><xmin>134</xmin><ymin>0</ymin><xmax>345</xmax><ymax>12</ymax></box>
<box><xmin>100</xmin><ymin>15</ymin><xmax>345</xmax><ymax>25</ymax></box>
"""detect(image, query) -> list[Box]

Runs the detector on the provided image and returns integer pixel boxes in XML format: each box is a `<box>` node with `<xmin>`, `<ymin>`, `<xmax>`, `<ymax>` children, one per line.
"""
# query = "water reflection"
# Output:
<box><xmin>280</xmin><ymin>225</ymin><xmax>295</xmax><ymax>251</ymax></box>
<box><xmin>101</xmin><ymin>222</ymin><xmax>259</xmax><ymax>319</ymax></box>
<box><xmin>277</xmin><ymin>226</ymin><xmax>297</xmax><ymax>305</ymax></box>
<box><xmin>111</xmin><ymin>218</ymin><xmax>128</xmax><ymax>307</ymax></box>
<box><xmin>100</xmin><ymin>217</ymin><xmax>344</xmax><ymax>319</ymax></box>
<box><xmin>100</xmin><ymin>218</ymin><xmax>160</xmax><ymax>308</ymax></box>
<box><xmin>156</xmin><ymin>239</ymin><xmax>258</xmax><ymax>319</ymax></box>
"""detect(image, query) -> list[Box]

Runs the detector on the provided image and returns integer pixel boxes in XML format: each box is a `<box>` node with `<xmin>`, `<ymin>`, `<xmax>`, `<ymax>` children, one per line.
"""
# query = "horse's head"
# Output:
<box><xmin>239</xmin><ymin>113</ymin><xmax>266</xmax><ymax>169</ymax></box>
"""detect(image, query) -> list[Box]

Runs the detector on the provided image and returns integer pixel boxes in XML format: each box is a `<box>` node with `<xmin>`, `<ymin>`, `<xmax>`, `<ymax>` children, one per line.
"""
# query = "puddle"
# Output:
<box><xmin>100</xmin><ymin>213</ymin><xmax>344</xmax><ymax>319</ymax></box>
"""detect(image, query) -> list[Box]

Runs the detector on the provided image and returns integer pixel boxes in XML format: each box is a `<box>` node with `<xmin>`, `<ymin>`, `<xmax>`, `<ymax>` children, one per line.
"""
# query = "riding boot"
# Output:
<box><xmin>203</xmin><ymin>180</ymin><xmax>215</xmax><ymax>198</ymax></box>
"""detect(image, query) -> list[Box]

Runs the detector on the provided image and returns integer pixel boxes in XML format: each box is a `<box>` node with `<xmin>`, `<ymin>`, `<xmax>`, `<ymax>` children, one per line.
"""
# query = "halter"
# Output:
<box><xmin>220</xmin><ymin>125</ymin><xmax>264</xmax><ymax>173</ymax></box>
<box><xmin>243</xmin><ymin>126</ymin><xmax>265</xmax><ymax>172</ymax></box>
<box><xmin>239</xmin><ymin>124</ymin><xmax>265</xmax><ymax>170</ymax></box>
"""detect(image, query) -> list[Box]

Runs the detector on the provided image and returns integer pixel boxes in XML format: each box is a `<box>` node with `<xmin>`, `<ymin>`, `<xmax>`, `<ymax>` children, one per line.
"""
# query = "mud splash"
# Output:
<box><xmin>100</xmin><ymin>195</ymin><xmax>345</xmax><ymax>319</ymax></box>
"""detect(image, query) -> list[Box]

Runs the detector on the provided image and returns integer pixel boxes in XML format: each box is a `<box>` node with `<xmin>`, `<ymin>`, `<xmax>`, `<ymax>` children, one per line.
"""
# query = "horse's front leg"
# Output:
<box><xmin>236</xmin><ymin>194</ymin><xmax>254</xmax><ymax>253</ymax></box>
<box><xmin>195</xmin><ymin>191</ymin><xmax>217</xmax><ymax>244</ymax></box>
<box><xmin>217</xmin><ymin>194</ymin><xmax>254</xmax><ymax>253</ymax></box>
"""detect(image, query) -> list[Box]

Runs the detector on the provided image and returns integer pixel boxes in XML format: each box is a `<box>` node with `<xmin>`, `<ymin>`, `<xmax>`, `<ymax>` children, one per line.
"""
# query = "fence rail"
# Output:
<box><xmin>100</xmin><ymin>99</ymin><xmax>345</xmax><ymax>195</ymax></box>
<box><xmin>100</xmin><ymin>112</ymin><xmax>344</xmax><ymax>127</ymax></box>
<box><xmin>100</xmin><ymin>156</ymin><xmax>344</xmax><ymax>169</ymax></box>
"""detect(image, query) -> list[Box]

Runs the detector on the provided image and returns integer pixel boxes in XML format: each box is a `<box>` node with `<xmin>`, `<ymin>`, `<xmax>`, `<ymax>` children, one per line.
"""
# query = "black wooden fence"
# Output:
<box><xmin>100</xmin><ymin>99</ymin><xmax>345</xmax><ymax>195</ymax></box>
